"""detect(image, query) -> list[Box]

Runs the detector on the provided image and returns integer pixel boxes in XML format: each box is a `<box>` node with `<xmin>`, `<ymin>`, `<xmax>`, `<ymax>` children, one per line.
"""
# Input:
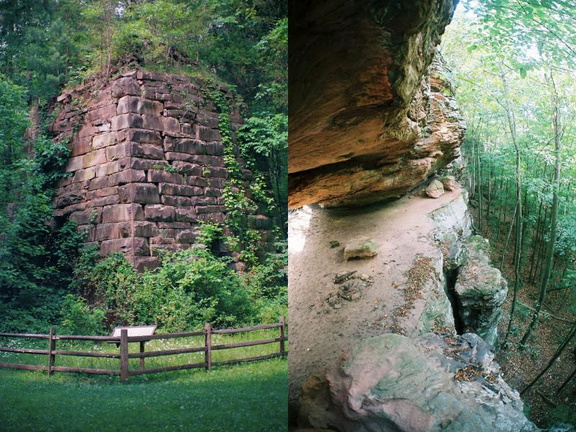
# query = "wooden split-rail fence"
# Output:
<box><xmin>0</xmin><ymin>317</ymin><xmax>287</xmax><ymax>382</ymax></box>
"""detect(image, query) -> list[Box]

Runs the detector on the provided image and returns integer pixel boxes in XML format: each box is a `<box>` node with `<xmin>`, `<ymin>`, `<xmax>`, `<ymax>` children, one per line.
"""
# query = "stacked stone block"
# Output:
<box><xmin>51</xmin><ymin>70</ymin><xmax>274</xmax><ymax>270</ymax></box>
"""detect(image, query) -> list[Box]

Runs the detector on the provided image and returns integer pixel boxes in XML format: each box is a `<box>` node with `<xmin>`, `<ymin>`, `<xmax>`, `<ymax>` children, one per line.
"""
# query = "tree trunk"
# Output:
<box><xmin>521</xmin><ymin>75</ymin><xmax>562</xmax><ymax>345</ymax></box>
<box><xmin>521</xmin><ymin>322</ymin><xmax>576</xmax><ymax>395</ymax></box>
<box><xmin>499</xmin><ymin>70</ymin><xmax>523</xmax><ymax>346</ymax></box>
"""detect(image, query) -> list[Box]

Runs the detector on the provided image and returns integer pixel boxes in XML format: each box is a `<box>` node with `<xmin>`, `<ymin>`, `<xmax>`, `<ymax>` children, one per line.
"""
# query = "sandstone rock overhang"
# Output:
<box><xmin>289</xmin><ymin>0</ymin><xmax>463</xmax><ymax>208</ymax></box>
<box><xmin>51</xmin><ymin>70</ymin><xmax>275</xmax><ymax>270</ymax></box>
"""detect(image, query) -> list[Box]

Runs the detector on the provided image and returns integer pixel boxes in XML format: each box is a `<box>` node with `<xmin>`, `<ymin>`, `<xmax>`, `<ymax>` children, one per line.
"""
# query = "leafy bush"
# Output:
<box><xmin>241</xmin><ymin>242</ymin><xmax>287</xmax><ymax>323</ymax></box>
<box><xmin>0</xmin><ymin>75</ymin><xmax>85</xmax><ymax>333</ymax></box>
<box><xmin>59</xmin><ymin>294</ymin><xmax>106</xmax><ymax>335</ymax></box>
<box><xmin>71</xmin><ymin>247</ymin><xmax>281</xmax><ymax>332</ymax></box>
<box><xmin>72</xmin><ymin>251</ymin><xmax>139</xmax><ymax>327</ymax></box>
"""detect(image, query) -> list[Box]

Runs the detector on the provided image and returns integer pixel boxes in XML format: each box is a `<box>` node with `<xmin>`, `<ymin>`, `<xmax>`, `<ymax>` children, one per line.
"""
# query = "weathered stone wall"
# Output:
<box><xmin>51</xmin><ymin>70</ymin><xmax>274</xmax><ymax>270</ymax></box>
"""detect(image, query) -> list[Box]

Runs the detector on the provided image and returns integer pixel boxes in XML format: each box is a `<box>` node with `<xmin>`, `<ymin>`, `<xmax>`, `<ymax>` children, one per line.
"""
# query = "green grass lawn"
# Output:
<box><xmin>0</xmin><ymin>358</ymin><xmax>287</xmax><ymax>432</ymax></box>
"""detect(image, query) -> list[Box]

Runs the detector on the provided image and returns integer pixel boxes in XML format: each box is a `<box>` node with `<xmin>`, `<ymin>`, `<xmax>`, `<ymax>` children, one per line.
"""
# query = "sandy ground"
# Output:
<box><xmin>288</xmin><ymin>186</ymin><xmax>465</xmax><ymax>416</ymax></box>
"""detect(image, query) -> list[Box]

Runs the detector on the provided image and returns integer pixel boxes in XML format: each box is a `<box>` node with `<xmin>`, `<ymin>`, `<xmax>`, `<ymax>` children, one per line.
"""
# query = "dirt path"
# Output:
<box><xmin>288</xmin><ymin>186</ymin><xmax>464</xmax><ymax>411</ymax></box>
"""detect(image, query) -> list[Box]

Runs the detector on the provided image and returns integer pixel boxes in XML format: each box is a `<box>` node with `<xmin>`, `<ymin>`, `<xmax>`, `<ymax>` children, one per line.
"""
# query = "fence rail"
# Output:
<box><xmin>0</xmin><ymin>317</ymin><xmax>287</xmax><ymax>382</ymax></box>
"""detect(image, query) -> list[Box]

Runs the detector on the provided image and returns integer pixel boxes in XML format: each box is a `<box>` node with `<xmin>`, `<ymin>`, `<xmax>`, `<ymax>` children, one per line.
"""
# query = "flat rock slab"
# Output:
<box><xmin>343</xmin><ymin>238</ymin><xmax>378</xmax><ymax>260</ymax></box>
<box><xmin>288</xmin><ymin>189</ymin><xmax>465</xmax><ymax>411</ymax></box>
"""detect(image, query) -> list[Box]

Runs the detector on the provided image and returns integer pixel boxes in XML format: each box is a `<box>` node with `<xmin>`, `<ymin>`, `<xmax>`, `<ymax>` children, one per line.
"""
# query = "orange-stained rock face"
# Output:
<box><xmin>289</xmin><ymin>0</ymin><xmax>463</xmax><ymax>208</ymax></box>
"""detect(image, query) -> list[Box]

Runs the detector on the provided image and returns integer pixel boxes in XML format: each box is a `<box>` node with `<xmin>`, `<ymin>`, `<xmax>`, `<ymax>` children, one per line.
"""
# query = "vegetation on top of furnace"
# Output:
<box><xmin>0</xmin><ymin>0</ymin><xmax>287</xmax><ymax>116</ymax></box>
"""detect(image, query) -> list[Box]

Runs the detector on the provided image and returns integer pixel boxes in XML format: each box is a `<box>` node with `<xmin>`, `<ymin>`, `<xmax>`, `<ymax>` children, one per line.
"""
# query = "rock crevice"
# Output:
<box><xmin>289</xmin><ymin>187</ymin><xmax>523</xmax><ymax>429</ymax></box>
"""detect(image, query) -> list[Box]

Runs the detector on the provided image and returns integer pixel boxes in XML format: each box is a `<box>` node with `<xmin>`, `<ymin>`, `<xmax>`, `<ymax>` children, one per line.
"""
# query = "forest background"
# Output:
<box><xmin>441</xmin><ymin>0</ymin><xmax>576</xmax><ymax>426</ymax></box>
<box><xmin>0</xmin><ymin>0</ymin><xmax>288</xmax><ymax>335</ymax></box>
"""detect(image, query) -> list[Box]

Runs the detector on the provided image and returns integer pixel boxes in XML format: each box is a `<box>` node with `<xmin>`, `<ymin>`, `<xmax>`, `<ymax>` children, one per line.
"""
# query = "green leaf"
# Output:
<box><xmin>519</xmin><ymin>67</ymin><xmax>527</xmax><ymax>78</ymax></box>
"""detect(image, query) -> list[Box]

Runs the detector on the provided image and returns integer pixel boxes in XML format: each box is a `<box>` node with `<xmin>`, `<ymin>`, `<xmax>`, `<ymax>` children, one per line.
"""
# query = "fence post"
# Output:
<box><xmin>139</xmin><ymin>341</ymin><xmax>146</xmax><ymax>370</ymax></box>
<box><xmin>120</xmin><ymin>329</ymin><xmax>129</xmax><ymax>383</ymax></box>
<box><xmin>47</xmin><ymin>327</ymin><xmax>56</xmax><ymax>376</ymax></box>
<box><xmin>204</xmin><ymin>322</ymin><xmax>212</xmax><ymax>371</ymax></box>
<box><xmin>279</xmin><ymin>317</ymin><xmax>286</xmax><ymax>357</ymax></box>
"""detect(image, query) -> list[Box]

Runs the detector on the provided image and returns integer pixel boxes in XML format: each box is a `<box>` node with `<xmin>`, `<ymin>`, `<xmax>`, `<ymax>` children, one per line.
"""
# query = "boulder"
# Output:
<box><xmin>426</xmin><ymin>179</ymin><xmax>445</xmax><ymax>198</ymax></box>
<box><xmin>442</xmin><ymin>175</ymin><xmax>458</xmax><ymax>191</ymax></box>
<box><xmin>454</xmin><ymin>236</ymin><xmax>508</xmax><ymax>346</ymax></box>
<box><xmin>299</xmin><ymin>333</ymin><xmax>538</xmax><ymax>432</ymax></box>
<box><xmin>343</xmin><ymin>238</ymin><xmax>379</xmax><ymax>260</ymax></box>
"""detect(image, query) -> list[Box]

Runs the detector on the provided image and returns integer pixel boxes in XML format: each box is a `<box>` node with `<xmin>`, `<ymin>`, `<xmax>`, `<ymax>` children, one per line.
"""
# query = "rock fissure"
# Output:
<box><xmin>445</xmin><ymin>266</ymin><xmax>465</xmax><ymax>335</ymax></box>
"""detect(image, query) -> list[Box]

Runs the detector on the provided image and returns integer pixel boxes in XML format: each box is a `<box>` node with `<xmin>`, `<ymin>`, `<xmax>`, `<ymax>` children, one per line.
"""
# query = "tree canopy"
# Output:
<box><xmin>442</xmin><ymin>0</ymin><xmax>576</xmax><ymax>425</ymax></box>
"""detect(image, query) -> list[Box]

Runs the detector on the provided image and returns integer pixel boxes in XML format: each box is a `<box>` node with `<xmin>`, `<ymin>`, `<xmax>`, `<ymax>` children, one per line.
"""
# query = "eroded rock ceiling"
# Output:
<box><xmin>289</xmin><ymin>0</ymin><xmax>463</xmax><ymax>208</ymax></box>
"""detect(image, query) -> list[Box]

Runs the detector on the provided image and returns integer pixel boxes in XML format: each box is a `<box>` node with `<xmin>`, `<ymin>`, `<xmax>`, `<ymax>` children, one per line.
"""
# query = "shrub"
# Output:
<box><xmin>241</xmin><ymin>244</ymin><xmax>287</xmax><ymax>323</ymax></box>
<box><xmin>59</xmin><ymin>294</ymin><xmax>105</xmax><ymax>335</ymax></box>
<box><xmin>153</xmin><ymin>248</ymin><xmax>254</xmax><ymax>329</ymax></box>
<box><xmin>72</xmin><ymin>248</ymin><xmax>260</xmax><ymax>332</ymax></box>
<box><xmin>72</xmin><ymin>251</ymin><xmax>139</xmax><ymax>327</ymax></box>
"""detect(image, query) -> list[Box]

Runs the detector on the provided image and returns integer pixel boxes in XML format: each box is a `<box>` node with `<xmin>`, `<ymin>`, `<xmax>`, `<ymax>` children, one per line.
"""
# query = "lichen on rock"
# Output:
<box><xmin>299</xmin><ymin>333</ymin><xmax>538</xmax><ymax>432</ymax></box>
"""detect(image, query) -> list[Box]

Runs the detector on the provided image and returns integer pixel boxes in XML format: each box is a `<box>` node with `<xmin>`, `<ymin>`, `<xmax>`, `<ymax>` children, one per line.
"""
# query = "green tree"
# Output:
<box><xmin>0</xmin><ymin>76</ymin><xmax>29</xmax><ymax>209</ymax></box>
<box><xmin>239</xmin><ymin>113</ymin><xmax>287</xmax><ymax>232</ymax></box>
<box><xmin>0</xmin><ymin>76</ymin><xmax>84</xmax><ymax>332</ymax></box>
<box><xmin>520</xmin><ymin>74</ymin><xmax>564</xmax><ymax>345</ymax></box>
<box><xmin>0</xmin><ymin>0</ymin><xmax>82</xmax><ymax>103</ymax></box>
<box><xmin>442</xmin><ymin>5</ymin><xmax>576</xmax><ymax>421</ymax></box>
